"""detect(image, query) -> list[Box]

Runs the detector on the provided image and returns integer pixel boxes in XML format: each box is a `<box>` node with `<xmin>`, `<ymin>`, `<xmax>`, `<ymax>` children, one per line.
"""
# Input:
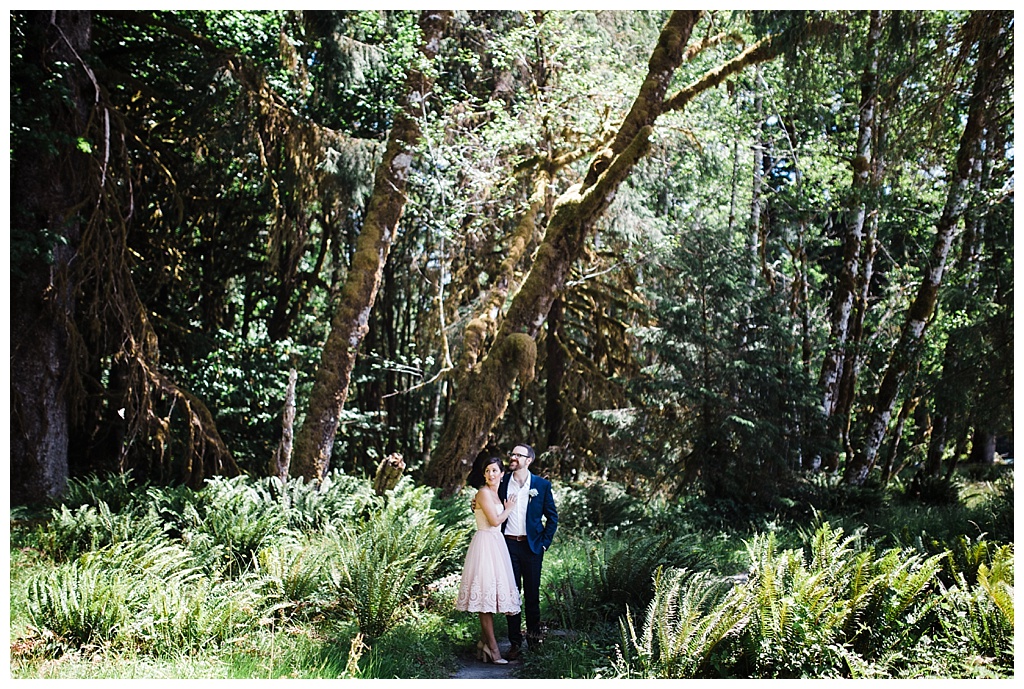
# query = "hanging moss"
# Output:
<box><xmin>502</xmin><ymin>333</ymin><xmax>538</xmax><ymax>386</ymax></box>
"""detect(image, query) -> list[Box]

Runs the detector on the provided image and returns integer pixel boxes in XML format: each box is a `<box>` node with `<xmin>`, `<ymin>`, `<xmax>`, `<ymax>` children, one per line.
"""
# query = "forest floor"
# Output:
<box><xmin>450</xmin><ymin>638</ymin><xmax>518</xmax><ymax>679</ymax></box>
<box><xmin>450</xmin><ymin>629</ymin><xmax>574</xmax><ymax>678</ymax></box>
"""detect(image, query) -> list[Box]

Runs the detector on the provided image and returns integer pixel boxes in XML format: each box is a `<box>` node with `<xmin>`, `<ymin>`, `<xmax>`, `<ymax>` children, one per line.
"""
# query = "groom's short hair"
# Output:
<box><xmin>518</xmin><ymin>444</ymin><xmax>536</xmax><ymax>460</ymax></box>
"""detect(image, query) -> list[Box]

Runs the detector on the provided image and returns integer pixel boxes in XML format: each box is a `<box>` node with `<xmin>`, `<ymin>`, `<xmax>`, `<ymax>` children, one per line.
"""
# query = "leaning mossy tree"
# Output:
<box><xmin>424</xmin><ymin>10</ymin><xmax>834</xmax><ymax>496</ymax></box>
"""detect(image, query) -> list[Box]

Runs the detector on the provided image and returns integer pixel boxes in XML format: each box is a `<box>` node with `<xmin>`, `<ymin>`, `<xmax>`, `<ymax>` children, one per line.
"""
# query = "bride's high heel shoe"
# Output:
<box><xmin>481</xmin><ymin>645</ymin><xmax>508</xmax><ymax>665</ymax></box>
<box><xmin>475</xmin><ymin>640</ymin><xmax>484</xmax><ymax>661</ymax></box>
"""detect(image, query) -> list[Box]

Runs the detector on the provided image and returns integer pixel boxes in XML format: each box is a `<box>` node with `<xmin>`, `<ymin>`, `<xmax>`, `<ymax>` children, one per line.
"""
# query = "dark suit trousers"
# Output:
<box><xmin>505</xmin><ymin>537</ymin><xmax>543</xmax><ymax>645</ymax></box>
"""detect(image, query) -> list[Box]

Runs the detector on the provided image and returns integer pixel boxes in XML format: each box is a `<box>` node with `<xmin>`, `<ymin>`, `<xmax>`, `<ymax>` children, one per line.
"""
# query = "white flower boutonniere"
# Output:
<box><xmin>528</xmin><ymin>488</ymin><xmax>539</xmax><ymax>500</ymax></box>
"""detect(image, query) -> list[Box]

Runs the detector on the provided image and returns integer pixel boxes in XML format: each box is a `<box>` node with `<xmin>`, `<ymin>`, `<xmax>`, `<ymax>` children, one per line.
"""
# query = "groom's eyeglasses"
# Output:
<box><xmin>508</xmin><ymin>452</ymin><xmax>530</xmax><ymax>460</ymax></box>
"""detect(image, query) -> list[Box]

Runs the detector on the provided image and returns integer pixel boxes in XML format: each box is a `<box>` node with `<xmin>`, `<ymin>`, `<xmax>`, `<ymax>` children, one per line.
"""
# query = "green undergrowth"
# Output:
<box><xmin>9</xmin><ymin>467</ymin><xmax>1014</xmax><ymax>679</ymax></box>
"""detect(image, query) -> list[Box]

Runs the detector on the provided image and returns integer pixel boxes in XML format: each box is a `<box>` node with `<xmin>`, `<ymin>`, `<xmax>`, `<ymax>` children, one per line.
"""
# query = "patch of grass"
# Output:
<box><xmin>515</xmin><ymin>627</ymin><xmax>620</xmax><ymax>679</ymax></box>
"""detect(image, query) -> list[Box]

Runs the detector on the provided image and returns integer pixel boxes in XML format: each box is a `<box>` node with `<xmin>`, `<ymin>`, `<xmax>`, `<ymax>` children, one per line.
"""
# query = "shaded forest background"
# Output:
<box><xmin>9</xmin><ymin>9</ymin><xmax>1014</xmax><ymax>508</ymax></box>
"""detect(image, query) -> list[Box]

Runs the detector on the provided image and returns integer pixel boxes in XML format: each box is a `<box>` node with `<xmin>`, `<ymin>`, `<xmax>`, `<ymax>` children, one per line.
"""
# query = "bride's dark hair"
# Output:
<box><xmin>467</xmin><ymin>455</ymin><xmax>504</xmax><ymax>488</ymax></box>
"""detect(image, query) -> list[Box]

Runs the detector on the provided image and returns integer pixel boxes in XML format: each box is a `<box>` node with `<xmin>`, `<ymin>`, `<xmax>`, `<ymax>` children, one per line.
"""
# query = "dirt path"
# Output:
<box><xmin>450</xmin><ymin>639</ymin><xmax>520</xmax><ymax>679</ymax></box>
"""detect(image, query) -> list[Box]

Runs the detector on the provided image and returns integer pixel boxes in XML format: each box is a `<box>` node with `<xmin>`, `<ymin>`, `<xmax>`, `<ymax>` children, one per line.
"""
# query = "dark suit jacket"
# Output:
<box><xmin>499</xmin><ymin>471</ymin><xmax>558</xmax><ymax>555</ymax></box>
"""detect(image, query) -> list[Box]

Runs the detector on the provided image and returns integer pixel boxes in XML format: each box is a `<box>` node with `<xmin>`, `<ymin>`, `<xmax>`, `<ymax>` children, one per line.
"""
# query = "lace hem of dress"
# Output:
<box><xmin>455</xmin><ymin>584</ymin><xmax>521</xmax><ymax>614</ymax></box>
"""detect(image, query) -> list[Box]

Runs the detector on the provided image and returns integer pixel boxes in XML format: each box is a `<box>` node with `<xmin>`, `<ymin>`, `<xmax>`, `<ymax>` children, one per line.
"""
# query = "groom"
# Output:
<box><xmin>498</xmin><ymin>443</ymin><xmax>558</xmax><ymax>659</ymax></box>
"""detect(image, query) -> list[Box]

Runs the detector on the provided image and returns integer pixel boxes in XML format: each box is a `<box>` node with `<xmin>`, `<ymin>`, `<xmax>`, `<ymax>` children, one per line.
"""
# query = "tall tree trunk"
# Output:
<box><xmin>291</xmin><ymin>10</ymin><xmax>452</xmax><ymax>481</ymax></box>
<box><xmin>269</xmin><ymin>369</ymin><xmax>298</xmax><ymax>481</ymax></box>
<box><xmin>819</xmin><ymin>10</ymin><xmax>882</xmax><ymax>450</ymax></box>
<box><xmin>880</xmin><ymin>386</ymin><xmax>920</xmax><ymax>484</ymax></box>
<box><xmin>923</xmin><ymin>410</ymin><xmax>947</xmax><ymax>478</ymax></box>
<box><xmin>831</xmin><ymin>208</ymin><xmax>879</xmax><ymax>472</ymax></box>
<box><xmin>458</xmin><ymin>167</ymin><xmax>553</xmax><ymax>375</ymax></box>
<box><xmin>544</xmin><ymin>297</ymin><xmax>567</xmax><ymax>450</ymax></box>
<box><xmin>748</xmin><ymin>66</ymin><xmax>765</xmax><ymax>294</ymax></box>
<box><xmin>967</xmin><ymin>427</ymin><xmax>997</xmax><ymax>465</ymax></box>
<box><xmin>846</xmin><ymin>11</ymin><xmax>1008</xmax><ymax>485</ymax></box>
<box><xmin>10</xmin><ymin>11</ymin><xmax>92</xmax><ymax>505</ymax></box>
<box><xmin>727</xmin><ymin>85</ymin><xmax>743</xmax><ymax>234</ymax></box>
<box><xmin>426</xmin><ymin>11</ymin><xmax>704</xmax><ymax>495</ymax></box>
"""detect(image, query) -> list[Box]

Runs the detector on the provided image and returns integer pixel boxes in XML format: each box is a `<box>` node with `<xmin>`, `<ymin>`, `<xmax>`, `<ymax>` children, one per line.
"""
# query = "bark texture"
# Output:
<box><xmin>269</xmin><ymin>369</ymin><xmax>298</xmax><ymax>481</ymax></box>
<box><xmin>292</xmin><ymin>10</ymin><xmax>452</xmax><ymax>481</ymax></box>
<box><xmin>459</xmin><ymin>168</ymin><xmax>551</xmax><ymax>374</ymax></box>
<box><xmin>846</xmin><ymin>11</ymin><xmax>1009</xmax><ymax>484</ymax></box>
<box><xmin>10</xmin><ymin>11</ymin><xmax>92</xmax><ymax>505</ymax></box>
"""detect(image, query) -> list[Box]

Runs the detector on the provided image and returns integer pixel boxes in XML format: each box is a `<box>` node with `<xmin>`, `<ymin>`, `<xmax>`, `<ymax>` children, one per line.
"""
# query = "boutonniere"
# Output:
<box><xmin>528</xmin><ymin>488</ymin><xmax>539</xmax><ymax>500</ymax></box>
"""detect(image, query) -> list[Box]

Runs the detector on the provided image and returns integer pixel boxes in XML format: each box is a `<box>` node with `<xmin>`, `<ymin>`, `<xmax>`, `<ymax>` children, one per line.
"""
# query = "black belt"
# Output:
<box><xmin>505</xmin><ymin>535</ymin><xmax>527</xmax><ymax>541</ymax></box>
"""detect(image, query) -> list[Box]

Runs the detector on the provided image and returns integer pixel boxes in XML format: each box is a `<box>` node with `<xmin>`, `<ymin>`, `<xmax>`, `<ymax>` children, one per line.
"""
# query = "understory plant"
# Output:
<box><xmin>609</xmin><ymin>523</ymin><xmax>1014</xmax><ymax>678</ymax></box>
<box><xmin>329</xmin><ymin>478</ymin><xmax>470</xmax><ymax>639</ymax></box>
<box><xmin>15</xmin><ymin>472</ymin><xmax>469</xmax><ymax>672</ymax></box>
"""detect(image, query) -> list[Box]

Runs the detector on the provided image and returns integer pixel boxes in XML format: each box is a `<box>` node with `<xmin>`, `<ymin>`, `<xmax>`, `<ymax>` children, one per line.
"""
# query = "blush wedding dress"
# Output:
<box><xmin>454</xmin><ymin>493</ymin><xmax>521</xmax><ymax>614</ymax></box>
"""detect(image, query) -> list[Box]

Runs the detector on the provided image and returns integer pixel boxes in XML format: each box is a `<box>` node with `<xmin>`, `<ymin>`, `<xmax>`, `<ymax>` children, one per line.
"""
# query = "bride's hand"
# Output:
<box><xmin>504</xmin><ymin>493</ymin><xmax>517</xmax><ymax>509</ymax></box>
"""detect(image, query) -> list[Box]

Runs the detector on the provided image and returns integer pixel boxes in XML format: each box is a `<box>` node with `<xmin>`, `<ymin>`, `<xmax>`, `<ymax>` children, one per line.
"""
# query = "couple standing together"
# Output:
<box><xmin>454</xmin><ymin>444</ymin><xmax>558</xmax><ymax>664</ymax></box>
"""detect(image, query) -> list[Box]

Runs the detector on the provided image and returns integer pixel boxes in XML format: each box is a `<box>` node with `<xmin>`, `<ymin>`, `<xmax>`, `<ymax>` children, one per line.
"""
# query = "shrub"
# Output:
<box><xmin>185</xmin><ymin>476</ymin><xmax>289</xmax><ymax>572</ymax></box>
<box><xmin>61</xmin><ymin>471</ymin><xmax>143</xmax><ymax>514</ymax></box>
<box><xmin>251</xmin><ymin>471</ymin><xmax>376</xmax><ymax>531</ymax></box>
<box><xmin>735</xmin><ymin>530</ymin><xmax>852</xmax><ymax>677</ymax></box>
<box><xmin>28</xmin><ymin>558</ymin><xmax>136</xmax><ymax>649</ymax></box>
<box><xmin>612</xmin><ymin>568</ymin><xmax>749</xmax><ymax>679</ymax></box>
<box><xmin>608</xmin><ymin>523</ymin><xmax>962</xmax><ymax>678</ymax></box>
<box><xmin>137</xmin><ymin>571</ymin><xmax>267</xmax><ymax>654</ymax></box>
<box><xmin>546</xmin><ymin>529</ymin><xmax>710</xmax><ymax>628</ymax></box>
<box><xmin>329</xmin><ymin>479</ymin><xmax>469</xmax><ymax>638</ymax></box>
<box><xmin>934</xmin><ymin>544</ymin><xmax>1014</xmax><ymax>676</ymax></box>
<box><xmin>257</xmin><ymin>534</ymin><xmax>335</xmax><ymax>610</ymax></box>
<box><xmin>900</xmin><ymin>473</ymin><xmax>963</xmax><ymax>506</ymax></box>
<box><xmin>554</xmin><ymin>479</ymin><xmax>647</xmax><ymax>535</ymax></box>
<box><xmin>27</xmin><ymin>536</ymin><xmax>269</xmax><ymax>656</ymax></box>
<box><xmin>34</xmin><ymin>501</ymin><xmax>166</xmax><ymax>563</ymax></box>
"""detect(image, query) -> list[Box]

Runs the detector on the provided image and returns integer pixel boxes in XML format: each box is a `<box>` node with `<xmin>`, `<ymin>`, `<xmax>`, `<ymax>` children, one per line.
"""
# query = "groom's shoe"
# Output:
<box><xmin>505</xmin><ymin>643</ymin><xmax>521</xmax><ymax>661</ymax></box>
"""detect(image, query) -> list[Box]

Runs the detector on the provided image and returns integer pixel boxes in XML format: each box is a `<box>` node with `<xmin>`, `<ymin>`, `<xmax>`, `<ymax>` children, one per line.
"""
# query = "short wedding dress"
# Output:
<box><xmin>454</xmin><ymin>493</ymin><xmax>521</xmax><ymax>614</ymax></box>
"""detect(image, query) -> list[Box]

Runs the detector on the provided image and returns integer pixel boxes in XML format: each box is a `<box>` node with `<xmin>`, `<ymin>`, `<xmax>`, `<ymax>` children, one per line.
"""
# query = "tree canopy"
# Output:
<box><xmin>10</xmin><ymin>10</ymin><xmax>1013</xmax><ymax>506</ymax></box>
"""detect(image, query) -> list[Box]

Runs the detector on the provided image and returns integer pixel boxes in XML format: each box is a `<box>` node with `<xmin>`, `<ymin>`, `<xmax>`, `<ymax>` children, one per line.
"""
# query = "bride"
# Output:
<box><xmin>454</xmin><ymin>455</ymin><xmax>521</xmax><ymax>664</ymax></box>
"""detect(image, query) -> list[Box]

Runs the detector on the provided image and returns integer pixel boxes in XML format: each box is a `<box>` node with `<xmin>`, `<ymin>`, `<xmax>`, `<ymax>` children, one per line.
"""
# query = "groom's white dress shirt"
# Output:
<box><xmin>504</xmin><ymin>472</ymin><xmax>532</xmax><ymax>537</ymax></box>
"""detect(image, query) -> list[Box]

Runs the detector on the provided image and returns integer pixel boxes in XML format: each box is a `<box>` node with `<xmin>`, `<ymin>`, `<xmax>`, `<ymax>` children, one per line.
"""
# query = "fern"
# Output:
<box><xmin>251</xmin><ymin>471</ymin><xmax>376</xmax><ymax>531</ymax></box>
<box><xmin>61</xmin><ymin>471</ymin><xmax>141</xmax><ymax>513</ymax></box>
<box><xmin>934</xmin><ymin>544</ymin><xmax>1014</xmax><ymax>674</ymax></box>
<box><xmin>28</xmin><ymin>559</ymin><xmax>135</xmax><ymax>647</ymax></box>
<box><xmin>978</xmin><ymin>545</ymin><xmax>1014</xmax><ymax>628</ymax></box>
<box><xmin>35</xmin><ymin>501</ymin><xmax>166</xmax><ymax>563</ymax></box>
<box><xmin>27</xmin><ymin>534</ymin><xmax>271</xmax><ymax>655</ymax></box>
<box><xmin>186</xmin><ymin>476</ymin><xmax>289</xmax><ymax>572</ymax></box>
<box><xmin>613</xmin><ymin>567</ymin><xmax>749</xmax><ymax>678</ymax></box>
<box><xmin>137</xmin><ymin>571</ymin><xmax>266</xmax><ymax>653</ymax></box>
<box><xmin>329</xmin><ymin>479</ymin><xmax>468</xmax><ymax>638</ymax></box>
<box><xmin>257</xmin><ymin>534</ymin><xmax>333</xmax><ymax>608</ymax></box>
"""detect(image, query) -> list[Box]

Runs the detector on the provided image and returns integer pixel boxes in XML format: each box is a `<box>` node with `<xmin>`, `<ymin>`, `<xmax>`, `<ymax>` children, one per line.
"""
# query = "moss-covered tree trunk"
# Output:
<box><xmin>424</xmin><ymin>12</ymin><xmax>837</xmax><ymax>496</ymax></box>
<box><xmin>292</xmin><ymin>10</ymin><xmax>452</xmax><ymax>481</ymax></box>
<box><xmin>846</xmin><ymin>11</ymin><xmax>1009</xmax><ymax>485</ymax></box>
<box><xmin>425</xmin><ymin>11</ymin><xmax>704</xmax><ymax>496</ymax></box>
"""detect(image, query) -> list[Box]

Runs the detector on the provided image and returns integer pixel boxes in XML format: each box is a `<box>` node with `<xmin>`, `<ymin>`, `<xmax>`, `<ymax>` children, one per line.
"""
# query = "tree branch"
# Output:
<box><xmin>662</xmin><ymin>20</ymin><xmax>839</xmax><ymax>115</ymax></box>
